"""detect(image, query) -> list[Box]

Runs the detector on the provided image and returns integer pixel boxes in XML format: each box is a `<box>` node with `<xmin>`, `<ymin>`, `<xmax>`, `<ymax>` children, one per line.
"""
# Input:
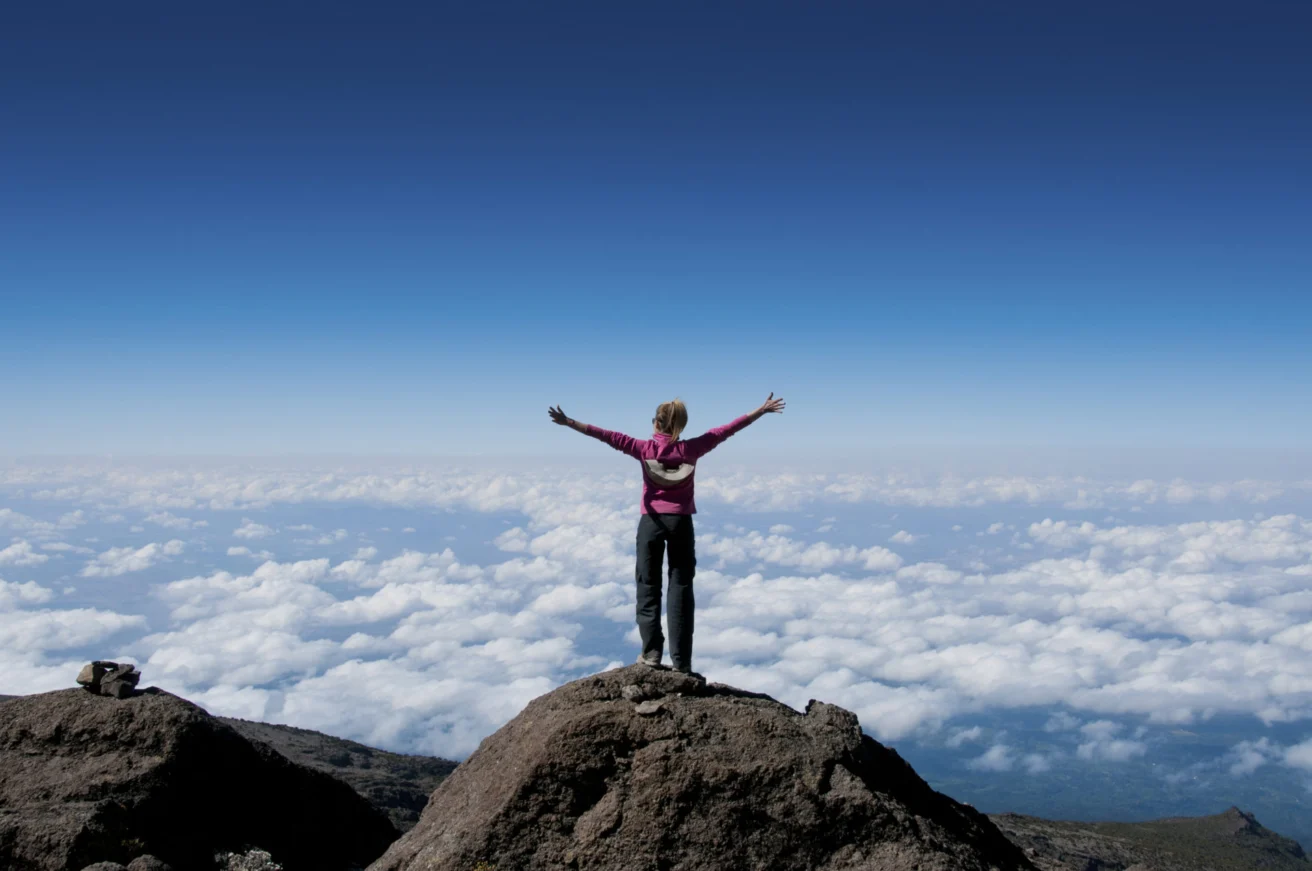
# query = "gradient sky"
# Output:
<box><xmin>2</xmin><ymin>1</ymin><xmax>1309</xmax><ymax>455</ymax></box>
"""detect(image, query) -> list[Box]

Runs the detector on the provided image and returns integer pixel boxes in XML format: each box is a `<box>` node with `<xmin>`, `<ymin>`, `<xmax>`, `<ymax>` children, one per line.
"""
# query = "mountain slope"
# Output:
<box><xmin>991</xmin><ymin>807</ymin><xmax>1310</xmax><ymax>871</ymax></box>
<box><xmin>219</xmin><ymin>716</ymin><xmax>456</xmax><ymax>831</ymax></box>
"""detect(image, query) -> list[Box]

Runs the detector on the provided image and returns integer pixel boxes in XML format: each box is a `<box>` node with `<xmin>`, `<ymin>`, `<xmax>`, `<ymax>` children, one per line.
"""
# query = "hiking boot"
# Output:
<box><xmin>636</xmin><ymin>651</ymin><xmax>663</xmax><ymax>668</ymax></box>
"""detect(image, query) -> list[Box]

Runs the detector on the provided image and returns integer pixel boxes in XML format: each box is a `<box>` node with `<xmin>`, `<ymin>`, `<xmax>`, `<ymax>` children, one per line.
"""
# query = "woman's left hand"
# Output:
<box><xmin>757</xmin><ymin>392</ymin><xmax>786</xmax><ymax>415</ymax></box>
<box><xmin>548</xmin><ymin>405</ymin><xmax>571</xmax><ymax>426</ymax></box>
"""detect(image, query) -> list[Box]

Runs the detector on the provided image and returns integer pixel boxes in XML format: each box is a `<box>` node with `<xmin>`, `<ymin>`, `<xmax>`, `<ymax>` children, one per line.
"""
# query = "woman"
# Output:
<box><xmin>548</xmin><ymin>393</ymin><xmax>786</xmax><ymax>675</ymax></box>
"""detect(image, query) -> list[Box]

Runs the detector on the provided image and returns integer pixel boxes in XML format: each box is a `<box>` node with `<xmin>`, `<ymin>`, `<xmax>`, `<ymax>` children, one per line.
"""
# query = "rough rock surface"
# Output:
<box><xmin>992</xmin><ymin>807</ymin><xmax>1311</xmax><ymax>871</ymax></box>
<box><xmin>125</xmin><ymin>858</ymin><xmax>173</xmax><ymax>871</ymax></box>
<box><xmin>0</xmin><ymin>688</ymin><xmax>399</xmax><ymax>871</ymax></box>
<box><xmin>369</xmin><ymin>665</ymin><xmax>1036</xmax><ymax>871</ymax></box>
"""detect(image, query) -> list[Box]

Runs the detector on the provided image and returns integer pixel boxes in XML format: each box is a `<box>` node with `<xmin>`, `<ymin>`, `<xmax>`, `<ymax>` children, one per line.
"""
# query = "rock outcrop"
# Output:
<box><xmin>0</xmin><ymin>688</ymin><xmax>399</xmax><ymax>871</ymax></box>
<box><xmin>369</xmin><ymin>665</ymin><xmax>1036</xmax><ymax>871</ymax></box>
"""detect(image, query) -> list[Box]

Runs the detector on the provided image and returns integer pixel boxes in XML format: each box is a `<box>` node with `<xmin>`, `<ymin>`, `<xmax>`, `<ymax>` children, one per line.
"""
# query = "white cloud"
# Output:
<box><xmin>889</xmin><ymin>530</ymin><xmax>920</xmax><ymax>544</ymax></box>
<box><xmin>1284</xmin><ymin>738</ymin><xmax>1312</xmax><ymax>772</ymax></box>
<box><xmin>0</xmin><ymin>540</ymin><xmax>49</xmax><ymax>567</ymax></box>
<box><xmin>769</xmin><ymin>524</ymin><xmax>794</xmax><ymax>534</ymax></box>
<box><xmin>5</xmin><ymin>462</ymin><xmax>1301</xmax><ymax>514</ymax></box>
<box><xmin>700</xmin><ymin>530</ymin><xmax>903</xmax><ymax>573</ymax></box>
<box><xmin>968</xmin><ymin>744</ymin><xmax>1014</xmax><ymax>772</ymax></box>
<box><xmin>1228</xmin><ymin>738</ymin><xmax>1278</xmax><ymax>776</ymax></box>
<box><xmin>40</xmin><ymin>541</ymin><xmax>93</xmax><ymax>554</ymax></box>
<box><xmin>80</xmin><ymin>540</ymin><xmax>185</xmax><ymax>577</ymax></box>
<box><xmin>1076</xmin><ymin>721</ymin><xmax>1148</xmax><ymax>762</ymax></box>
<box><xmin>300</xmin><ymin>529</ymin><xmax>348</xmax><ymax>546</ymax></box>
<box><xmin>1028</xmin><ymin>515</ymin><xmax>1312</xmax><ymax>569</ymax></box>
<box><xmin>1021</xmin><ymin>753</ymin><xmax>1052</xmax><ymax>774</ymax></box>
<box><xmin>228</xmin><ymin>546</ymin><xmax>275</xmax><ymax>560</ymax></box>
<box><xmin>1045</xmin><ymin>712</ymin><xmax>1081</xmax><ymax>732</ymax></box>
<box><xmin>233</xmin><ymin>519</ymin><xmax>275</xmax><ymax>540</ymax></box>
<box><xmin>3</xmin><ymin>460</ymin><xmax>1312</xmax><ymax>760</ymax></box>
<box><xmin>0</xmin><ymin>579</ymin><xmax>56</xmax><ymax>609</ymax></box>
<box><xmin>0</xmin><ymin>605</ymin><xmax>145</xmax><ymax>651</ymax></box>
<box><xmin>145</xmin><ymin>511</ymin><xmax>208</xmax><ymax>530</ymax></box>
<box><xmin>494</xmin><ymin>527</ymin><xmax>529</xmax><ymax>552</ymax></box>
<box><xmin>946</xmin><ymin>725</ymin><xmax>983</xmax><ymax>748</ymax></box>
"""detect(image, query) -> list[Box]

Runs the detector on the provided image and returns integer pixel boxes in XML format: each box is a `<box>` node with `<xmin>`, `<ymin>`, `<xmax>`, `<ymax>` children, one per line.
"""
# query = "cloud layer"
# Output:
<box><xmin>1</xmin><ymin>460</ymin><xmax>1310</xmax><ymax>771</ymax></box>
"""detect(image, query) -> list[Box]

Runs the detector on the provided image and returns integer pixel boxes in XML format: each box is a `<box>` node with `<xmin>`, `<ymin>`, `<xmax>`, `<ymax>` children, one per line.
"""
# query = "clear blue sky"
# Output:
<box><xmin>2</xmin><ymin>1</ymin><xmax>1309</xmax><ymax>455</ymax></box>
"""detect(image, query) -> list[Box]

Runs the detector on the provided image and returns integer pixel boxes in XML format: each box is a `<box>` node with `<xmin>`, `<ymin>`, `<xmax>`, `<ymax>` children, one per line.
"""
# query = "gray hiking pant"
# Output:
<box><xmin>635</xmin><ymin>513</ymin><xmax>696</xmax><ymax>671</ymax></box>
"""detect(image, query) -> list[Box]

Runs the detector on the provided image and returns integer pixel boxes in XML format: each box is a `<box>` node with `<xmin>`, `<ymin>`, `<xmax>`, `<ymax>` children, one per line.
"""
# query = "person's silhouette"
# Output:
<box><xmin>549</xmin><ymin>394</ymin><xmax>786</xmax><ymax>675</ymax></box>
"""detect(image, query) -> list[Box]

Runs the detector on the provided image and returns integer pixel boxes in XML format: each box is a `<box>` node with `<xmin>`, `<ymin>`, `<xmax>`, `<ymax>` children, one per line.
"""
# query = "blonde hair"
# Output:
<box><xmin>654</xmin><ymin>399</ymin><xmax>688</xmax><ymax>441</ymax></box>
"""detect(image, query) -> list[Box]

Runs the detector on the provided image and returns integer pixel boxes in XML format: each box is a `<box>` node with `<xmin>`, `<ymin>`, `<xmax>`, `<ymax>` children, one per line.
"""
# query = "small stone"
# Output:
<box><xmin>76</xmin><ymin>661</ymin><xmax>116</xmax><ymax>691</ymax></box>
<box><xmin>80</xmin><ymin>863</ymin><xmax>128</xmax><ymax>871</ymax></box>
<box><xmin>106</xmin><ymin>663</ymin><xmax>141</xmax><ymax>686</ymax></box>
<box><xmin>621</xmin><ymin>684</ymin><xmax>654</xmax><ymax>703</ymax></box>
<box><xmin>634</xmin><ymin>700</ymin><xmax>664</xmax><ymax>716</ymax></box>
<box><xmin>127</xmin><ymin>855</ymin><xmax>174</xmax><ymax>871</ymax></box>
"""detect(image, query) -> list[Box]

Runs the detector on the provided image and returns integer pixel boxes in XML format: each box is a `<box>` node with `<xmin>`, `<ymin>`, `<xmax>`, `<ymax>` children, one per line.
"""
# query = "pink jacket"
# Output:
<box><xmin>584</xmin><ymin>415</ymin><xmax>755</xmax><ymax>514</ymax></box>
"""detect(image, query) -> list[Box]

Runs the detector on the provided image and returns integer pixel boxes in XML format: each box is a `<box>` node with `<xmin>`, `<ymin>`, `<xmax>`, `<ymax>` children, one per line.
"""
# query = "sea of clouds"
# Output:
<box><xmin>2</xmin><ymin>458</ymin><xmax>1311</xmax><ymax>831</ymax></box>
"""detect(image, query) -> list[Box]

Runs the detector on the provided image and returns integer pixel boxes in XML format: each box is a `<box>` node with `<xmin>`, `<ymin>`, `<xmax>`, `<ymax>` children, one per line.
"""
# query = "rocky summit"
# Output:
<box><xmin>369</xmin><ymin>664</ymin><xmax>1036</xmax><ymax>871</ymax></box>
<box><xmin>0</xmin><ymin>687</ymin><xmax>399</xmax><ymax>871</ymax></box>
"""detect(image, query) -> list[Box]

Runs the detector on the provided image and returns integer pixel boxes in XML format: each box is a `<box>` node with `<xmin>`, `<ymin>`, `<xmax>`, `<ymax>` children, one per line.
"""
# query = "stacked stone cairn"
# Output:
<box><xmin>76</xmin><ymin>660</ymin><xmax>141</xmax><ymax>699</ymax></box>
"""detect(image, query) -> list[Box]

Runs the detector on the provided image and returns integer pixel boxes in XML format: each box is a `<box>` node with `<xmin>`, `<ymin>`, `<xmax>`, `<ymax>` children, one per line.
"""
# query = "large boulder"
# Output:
<box><xmin>0</xmin><ymin>688</ymin><xmax>399</xmax><ymax>871</ymax></box>
<box><xmin>369</xmin><ymin>665</ymin><xmax>1036</xmax><ymax>871</ymax></box>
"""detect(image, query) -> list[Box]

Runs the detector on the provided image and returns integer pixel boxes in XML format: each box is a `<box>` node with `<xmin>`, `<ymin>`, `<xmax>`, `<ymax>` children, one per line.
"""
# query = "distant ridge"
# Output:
<box><xmin>992</xmin><ymin>807</ymin><xmax>1310</xmax><ymax>870</ymax></box>
<box><xmin>219</xmin><ymin>716</ymin><xmax>456</xmax><ymax>831</ymax></box>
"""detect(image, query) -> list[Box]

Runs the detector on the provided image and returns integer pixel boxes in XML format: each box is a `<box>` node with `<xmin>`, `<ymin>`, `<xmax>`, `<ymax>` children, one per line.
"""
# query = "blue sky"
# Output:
<box><xmin>2</xmin><ymin>1</ymin><xmax>1309</xmax><ymax>454</ymax></box>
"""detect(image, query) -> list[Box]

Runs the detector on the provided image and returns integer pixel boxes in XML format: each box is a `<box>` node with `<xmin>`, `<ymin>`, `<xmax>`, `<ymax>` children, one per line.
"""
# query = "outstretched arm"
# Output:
<box><xmin>683</xmin><ymin>393</ymin><xmax>786</xmax><ymax>460</ymax></box>
<box><xmin>548</xmin><ymin>405</ymin><xmax>643</xmax><ymax>458</ymax></box>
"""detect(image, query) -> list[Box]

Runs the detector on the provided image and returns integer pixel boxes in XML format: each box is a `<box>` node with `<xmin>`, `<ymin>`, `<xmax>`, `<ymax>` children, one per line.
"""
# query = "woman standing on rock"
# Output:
<box><xmin>548</xmin><ymin>394</ymin><xmax>786</xmax><ymax>676</ymax></box>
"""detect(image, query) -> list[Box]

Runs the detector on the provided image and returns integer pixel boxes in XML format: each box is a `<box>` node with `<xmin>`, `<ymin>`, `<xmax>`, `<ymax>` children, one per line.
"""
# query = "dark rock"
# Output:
<box><xmin>369</xmin><ymin>664</ymin><xmax>1036</xmax><ymax>871</ymax></box>
<box><xmin>75</xmin><ymin>661</ymin><xmax>141</xmax><ymax>698</ymax></box>
<box><xmin>0</xmin><ymin>688</ymin><xmax>399</xmax><ymax>871</ymax></box>
<box><xmin>125</xmin><ymin>856</ymin><xmax>173</xmax><ymax>871</ymax></box>
<box><xmin>79</xmin><ymin>864</ymin><xmax>128</xmax><ymax>871</ymax></box>
<box><xmin>102</xmin><ymin>679</ymin><xmax>136</xmax><ymax>700</ymax></box>
<box><xmin>75</xmin><ymin>662</ymin><xmax>111</xmax><ymax>689</ymax></box>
